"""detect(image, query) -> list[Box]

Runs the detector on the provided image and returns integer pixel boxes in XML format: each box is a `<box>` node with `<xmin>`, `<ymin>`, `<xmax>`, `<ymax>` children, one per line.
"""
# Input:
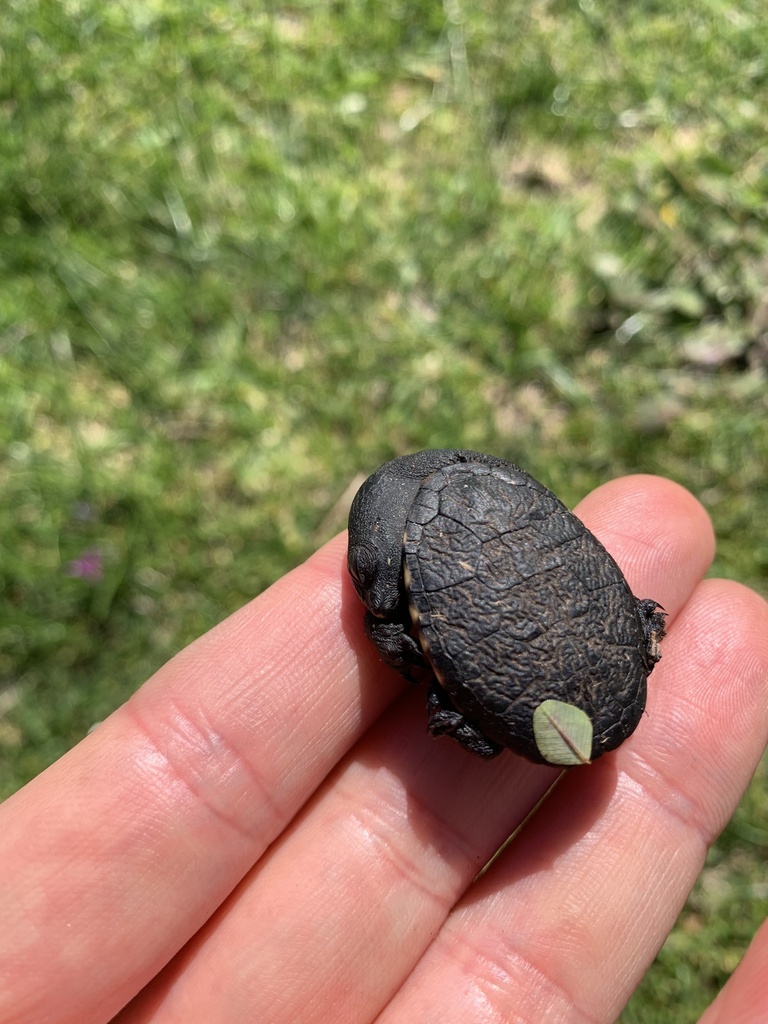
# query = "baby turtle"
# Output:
<box><xmin>347</xmin><ymin>449</ymin><xmax>666</xmax><ymax>766</ymax></box>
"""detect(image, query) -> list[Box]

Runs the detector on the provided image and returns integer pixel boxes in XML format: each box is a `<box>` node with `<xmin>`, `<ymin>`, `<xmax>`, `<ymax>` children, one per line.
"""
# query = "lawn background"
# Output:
<box><xmin>2</xmin><ymin>2</ymin><xmax>767</xmax><ymax>1020</ymax></box>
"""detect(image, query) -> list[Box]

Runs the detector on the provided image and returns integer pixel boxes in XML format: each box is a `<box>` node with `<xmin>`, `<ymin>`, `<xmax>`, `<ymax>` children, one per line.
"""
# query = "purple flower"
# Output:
<box><xmin>65</xmin><ymin>548</ymin><xmax>104</xmax><ymax>582</ymax></box>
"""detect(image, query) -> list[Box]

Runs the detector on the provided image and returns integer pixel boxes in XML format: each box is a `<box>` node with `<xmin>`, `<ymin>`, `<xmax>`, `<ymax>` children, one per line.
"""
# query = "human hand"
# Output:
<box><xmin>2</xmin><ymin>475</ymin><xmax>767</xmax><ymax>1024</ymax></box>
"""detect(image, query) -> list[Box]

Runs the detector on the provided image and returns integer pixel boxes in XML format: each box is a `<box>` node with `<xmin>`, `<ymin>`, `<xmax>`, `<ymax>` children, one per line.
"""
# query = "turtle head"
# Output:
<box><xmin>347</xmin><ymin>536</ymin><xmax>403</xmax><ymax>618</ymax></box>
<box><xmin>348</xmin><ymin>454</ymin><xmax>444</xmax><ymax>620</ymax></box>
<box><xmin>347</xmin><ymin>467</ymin><xmax>410</xmax><ymax>619</ymax></box>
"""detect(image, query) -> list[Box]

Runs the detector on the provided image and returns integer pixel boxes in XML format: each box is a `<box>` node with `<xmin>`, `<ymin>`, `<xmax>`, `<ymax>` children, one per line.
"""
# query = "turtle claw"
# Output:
<box><xmin>364</xmin><ymin>612</ymin><xmax>426</xmax><ymax>680</ymax></box>
<box><xmin>426</xmin><ymin>681</ymin><xmax>503</xmax><ymax>759</ymax></box>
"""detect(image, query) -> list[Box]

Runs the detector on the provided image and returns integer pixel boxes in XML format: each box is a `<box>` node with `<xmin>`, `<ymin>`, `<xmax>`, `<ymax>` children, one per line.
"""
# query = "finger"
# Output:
<box><xmin>115</xmin><ymin>475</ymin><xmax>716</xmax><ymax>1023</ymax></box>
<box><xmin>376</xmin><ymin>576</ymin><xmax>768</xmax><ymax>1024</ymax></box>
<box><xmin>116</xmin><ymin>695</ymin><xmax>561</xmax><ymax>1024</ymax></box>
<box><xmin>699</xmin><ymin>915</ymin><xmax>768</xmax><ymax>1024</ymax></box>
<box><xmin>0</xmin><ymin>535</ymin><xmax>403</xmax><ymax>1024</ymax></box>
<box><xmin>575</xmin><ymin>473</ymin><xmax>713</xmax><ymax>610</ymax></box>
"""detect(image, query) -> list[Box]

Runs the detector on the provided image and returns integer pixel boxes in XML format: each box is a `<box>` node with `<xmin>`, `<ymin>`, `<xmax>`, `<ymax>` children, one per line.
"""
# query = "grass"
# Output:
<box><xmin>2</xmin><ymin>1</ymin><xmax>767</xmax><ymax>1019</ymax></box>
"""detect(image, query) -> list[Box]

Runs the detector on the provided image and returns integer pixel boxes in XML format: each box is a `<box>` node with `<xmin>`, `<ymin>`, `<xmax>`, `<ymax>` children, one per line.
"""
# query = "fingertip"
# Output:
<box><xmin>299</xmin><ymin>531</ymin><xmax>349</xmax><ymax>591</ymax></box>
<box><xmin>575</xmin><ymin>474</ymin><xmax>716</xmax><ymax>614</ymax></box>
<box><xmin>665</xmin><ymin>576</ymin><xmax>768</xmax><ymax>713</ymax></box>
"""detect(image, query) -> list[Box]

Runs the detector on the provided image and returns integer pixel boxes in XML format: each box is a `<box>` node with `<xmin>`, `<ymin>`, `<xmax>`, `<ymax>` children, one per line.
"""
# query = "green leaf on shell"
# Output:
<box><xmin>533</xmin><ymin>700</ymin><xmax>594</xmax><ymax>766</ymax></box>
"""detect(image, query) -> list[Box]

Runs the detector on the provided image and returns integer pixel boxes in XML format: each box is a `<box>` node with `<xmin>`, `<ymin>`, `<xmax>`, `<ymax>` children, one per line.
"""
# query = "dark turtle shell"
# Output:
<box><xmin>347</xmin><ymin>449</ymin><xmax>666</xmax><ymax>766</ymax></box>
<box><xmin>402</xmin><ymin>461</ymin><xmax>653</xmax><ymax>764</ymax></box>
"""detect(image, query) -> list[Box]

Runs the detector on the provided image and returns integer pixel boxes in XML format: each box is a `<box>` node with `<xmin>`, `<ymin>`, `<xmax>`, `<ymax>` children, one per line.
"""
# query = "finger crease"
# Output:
<box><xmin>124</xmin><ymin>696</ymin><xmax>284</xmax><ymax>850</ymax></box>
<box><xmin>341</xmin><ymin>795</ymin><xmax>467</xmax><ymax>911</ymax></box>
<box><xmin>622</xmin><ymin>751</ymin><xmax>716</xmax><ymax>849</ymax></box>
<box><xmin>440</xmin><ymin>924</ymin><xmax>602</xmax><ymax>1024</ymax></box>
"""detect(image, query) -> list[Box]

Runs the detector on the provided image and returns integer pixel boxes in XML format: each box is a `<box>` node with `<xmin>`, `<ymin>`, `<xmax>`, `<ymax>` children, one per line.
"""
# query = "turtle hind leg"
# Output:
<box><xmin>426</xmin><ymin>680</ymin><xmax>503</xmax><ymax>759</ymax></box>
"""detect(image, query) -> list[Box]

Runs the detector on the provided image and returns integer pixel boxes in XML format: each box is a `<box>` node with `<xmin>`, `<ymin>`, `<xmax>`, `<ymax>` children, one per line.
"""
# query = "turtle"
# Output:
<box><xmin>347</xmin><ymin>449</ymin><xmax>666</xmax><ymax>766</ymax></box>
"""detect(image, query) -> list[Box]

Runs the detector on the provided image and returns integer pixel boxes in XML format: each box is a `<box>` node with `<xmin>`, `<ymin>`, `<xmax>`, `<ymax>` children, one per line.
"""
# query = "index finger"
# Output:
<box><xmin>0</xmin><ymin>534</ymin><xmax>396</xmax><ymax>1024</ymax></box>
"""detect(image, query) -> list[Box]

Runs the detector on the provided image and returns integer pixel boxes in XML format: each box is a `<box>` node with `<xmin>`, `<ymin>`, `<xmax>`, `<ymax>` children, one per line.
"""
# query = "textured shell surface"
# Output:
<box><xmin>403</xmin><ymin>461</ymin><xmax>648</xmax><ymax>763</ymax></box>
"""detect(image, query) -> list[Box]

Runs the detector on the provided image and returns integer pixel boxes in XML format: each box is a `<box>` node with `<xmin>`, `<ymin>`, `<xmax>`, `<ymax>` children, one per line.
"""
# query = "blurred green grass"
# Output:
<box><xmin>2</xmin><ymin>1</ymin><xmax>767</xmax><ymax>1019</ymax></box>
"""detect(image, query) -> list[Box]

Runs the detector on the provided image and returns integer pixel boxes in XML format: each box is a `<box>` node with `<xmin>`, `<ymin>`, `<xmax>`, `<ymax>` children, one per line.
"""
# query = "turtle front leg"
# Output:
<box><xmin>364</xmin><ymin>611</ymin><xmax>426</xmax><ymax>681</ymax></box>
<box><xmin>426</xmin><ymin>680</ymin><xmax>503</xmax><ymax>759</ymax></box>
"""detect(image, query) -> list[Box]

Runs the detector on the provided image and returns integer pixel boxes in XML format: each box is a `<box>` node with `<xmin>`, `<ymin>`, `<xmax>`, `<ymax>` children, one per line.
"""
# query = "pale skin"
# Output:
<box><xmin>2</xmin><ymin>476</ymin><xmax>768</xmax><ymax>1024</ymax></box>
